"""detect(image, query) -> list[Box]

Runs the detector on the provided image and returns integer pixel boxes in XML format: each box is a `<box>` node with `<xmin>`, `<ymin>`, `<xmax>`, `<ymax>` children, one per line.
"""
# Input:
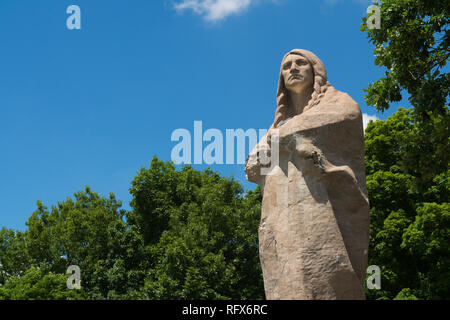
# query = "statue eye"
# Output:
<box><xmin>283</xmin><ymin>62</ymin><xmax>291</xmax><ymax>70</ymax></box>
<box><xmin>296</xmin><ymin>60</ymin><xmax>307</xmax><ymax>66</ymax></box>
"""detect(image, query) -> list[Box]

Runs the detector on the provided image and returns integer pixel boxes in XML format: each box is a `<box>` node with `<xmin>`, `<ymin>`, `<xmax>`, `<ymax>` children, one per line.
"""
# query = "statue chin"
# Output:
<box><xmin>286</xmin><ymin>82</ymin><xmax>308</xmax><ymax>94</ymax></box>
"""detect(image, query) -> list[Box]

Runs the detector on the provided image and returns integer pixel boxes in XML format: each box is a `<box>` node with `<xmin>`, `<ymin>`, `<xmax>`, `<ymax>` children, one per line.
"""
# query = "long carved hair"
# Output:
<box><xmin>272</xmin><ymin>49</ymin><xmax>331</xmax><ymax>128</ymax></box>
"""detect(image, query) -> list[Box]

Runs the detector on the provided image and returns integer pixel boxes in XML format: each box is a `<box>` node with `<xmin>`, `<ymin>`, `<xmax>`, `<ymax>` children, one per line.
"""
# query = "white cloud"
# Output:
<box><xmin>173</xmin><ymin>0</ymin><xmax>373</xmax><ymax>22</ymax></box>
<box><xmin>173</xmin><ymin>0</ymin><xmax>254</xmax><ymax>22</ymax></box>
<box><xmin>362</xmin><ymin>113</ymin><xmax>379</xmax><ymax>131</ymax></box>
<box><xmin>174</xmin><ymin>0</ymin><xmax>372</xmax><ymax>22</ymax></box>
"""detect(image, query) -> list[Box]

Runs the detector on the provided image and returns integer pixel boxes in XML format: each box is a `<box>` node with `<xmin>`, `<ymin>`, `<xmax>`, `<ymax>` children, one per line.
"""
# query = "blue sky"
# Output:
<box><xmin>0</xmin><ymin>0</ymin><xmax>405</xmax><ymax>231</ymax></box>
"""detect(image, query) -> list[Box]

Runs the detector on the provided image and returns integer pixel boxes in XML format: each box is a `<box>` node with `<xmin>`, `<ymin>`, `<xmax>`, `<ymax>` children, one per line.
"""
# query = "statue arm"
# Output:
<box><xmin>292</xmin><ymin>143</ymin><xmax>369</xmax><ymax>206</ymax></box>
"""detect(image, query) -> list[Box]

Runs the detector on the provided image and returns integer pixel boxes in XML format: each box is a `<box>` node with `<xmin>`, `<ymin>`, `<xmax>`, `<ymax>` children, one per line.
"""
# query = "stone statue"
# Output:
<box><xmin>245</xmin><ymin>49</ymin><xmax>370</xmax><ymax>300</ymax></box>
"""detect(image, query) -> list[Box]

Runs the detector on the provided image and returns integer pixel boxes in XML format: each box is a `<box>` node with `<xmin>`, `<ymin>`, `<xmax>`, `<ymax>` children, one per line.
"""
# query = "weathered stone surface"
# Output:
<box><xmin>245</xmin><ymin>49</ymin><xmax>370</xmax><ymax>300</ymax></box>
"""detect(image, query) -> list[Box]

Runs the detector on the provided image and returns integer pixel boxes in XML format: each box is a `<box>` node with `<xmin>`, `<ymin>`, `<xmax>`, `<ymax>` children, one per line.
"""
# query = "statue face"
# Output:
<box><xmin>281</xmin><ymin>54</ymin><xmax>314</xmax><ymax>94</ymax></box>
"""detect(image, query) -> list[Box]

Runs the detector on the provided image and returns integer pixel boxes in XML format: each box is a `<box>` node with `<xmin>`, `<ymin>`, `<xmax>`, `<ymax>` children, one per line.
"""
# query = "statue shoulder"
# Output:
<box><xmin>323</xmin><ymin>87</ymin><xmax>362</xmax><ymax>118</ymax></box>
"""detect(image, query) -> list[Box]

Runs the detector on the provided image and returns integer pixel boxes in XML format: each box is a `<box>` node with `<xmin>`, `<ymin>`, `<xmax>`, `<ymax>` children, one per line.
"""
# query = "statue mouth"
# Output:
<box><xmin>289</xmin><ymin>75</ymin><xmax>302</xmax><ymax>80</ymax></box>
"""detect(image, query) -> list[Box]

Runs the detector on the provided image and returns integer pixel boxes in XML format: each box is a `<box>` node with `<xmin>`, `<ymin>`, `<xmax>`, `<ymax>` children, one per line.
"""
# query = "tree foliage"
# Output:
<box><xmin>362</xmin><ymin>0</ymin><xmax>449</xmax><ymax>187</ymax></box>
<box><xmin>362</xmin><ymin>1</ymin><xmax>449</xmax><ymax>299</ymax></box>
<box><xmin>0</xmin><ymin>267</ymin><xmax>88</xmax><ymax>300</ymax></box>
<box><xmin>1</xmin><ymin>187</ymin><xmax>149</xmax><ymax>299</ymax></box>
<box><xmin>364</xmin><ymin>109</ymin><xmax>449</xmax><ymax>300</ymax></box>
<box><xmin>362</xmin><ymin>0</ymin><xmax>449</xmax><ymax>118</ymax></box>
<box><xmin>128</xmin><ymin>158</ymin><xmax>264</xmax><ymax>299</ymax></box>
<box><xmin>0</xmin><ymin>158</ymin><xmax>264</xmax><ymax>300</ymax></box>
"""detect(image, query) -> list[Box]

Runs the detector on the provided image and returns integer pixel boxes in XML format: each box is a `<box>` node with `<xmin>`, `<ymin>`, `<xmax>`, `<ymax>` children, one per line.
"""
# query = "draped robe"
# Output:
<box><xmin>246</xmin><ymin>86</ymin><xmax>370</xmax><ymax>300</ymax></box>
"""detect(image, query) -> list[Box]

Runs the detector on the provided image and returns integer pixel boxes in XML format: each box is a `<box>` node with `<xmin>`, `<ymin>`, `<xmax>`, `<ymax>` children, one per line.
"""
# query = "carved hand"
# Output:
<box><xmin>245</xmin><ymin>141</ymin><xmax>271</xmax><ymax>183</ymax></box>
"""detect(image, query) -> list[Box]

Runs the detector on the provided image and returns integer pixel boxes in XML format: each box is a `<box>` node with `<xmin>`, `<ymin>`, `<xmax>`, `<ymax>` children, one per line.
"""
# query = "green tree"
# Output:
<box><xmin>0</xmin><ymin>267</ymin><xmax>88</xmax><ymax>300</ymax></box>
<box><xmin>128</xmin><ymin>157</ymin><xmax>264</xmax><ymax>299</ymax></box>
<box><xmin>362</xmin><ymin>1</ymin><xmax>449</xmax><ymax>299</ymax></box>
<box><xmin>1</xmin><ymin>187</ymin><xmax>149</xmax><ymax>300</ymax></box>
<box><xmin>364</xmin><ymin>109</ymin><xmax>449</xmax><ymax>299</ymax></box>
<box><xmin>1</xmin><ymin>158</ymin><xmax>264</xmax><ymax>300</ymax></box>
<box><xmin>0</xmin><ymin>228</ymin><xmax>31</xmax><ymax>283</ymax></box>
<box><xmin>362</xmin><ymin>0</ymin><xmax>449</xmax><ymax>187</ymax></box>
<box><xmin>362</xmin><ymin>0</ymin><xmax>449</xmax><ymax>118</ymax></box>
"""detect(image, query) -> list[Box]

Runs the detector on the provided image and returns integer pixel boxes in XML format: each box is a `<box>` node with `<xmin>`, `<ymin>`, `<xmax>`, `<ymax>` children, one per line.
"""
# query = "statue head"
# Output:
<box><xmin>273</xmin><ymin>49</ymin><xmax>330</xmax><ymax>128</ymax></box>
<box><xmin>281</xmin><ymin>53</ymin><xmax>314</xmax><ymax>95</ymax></box>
